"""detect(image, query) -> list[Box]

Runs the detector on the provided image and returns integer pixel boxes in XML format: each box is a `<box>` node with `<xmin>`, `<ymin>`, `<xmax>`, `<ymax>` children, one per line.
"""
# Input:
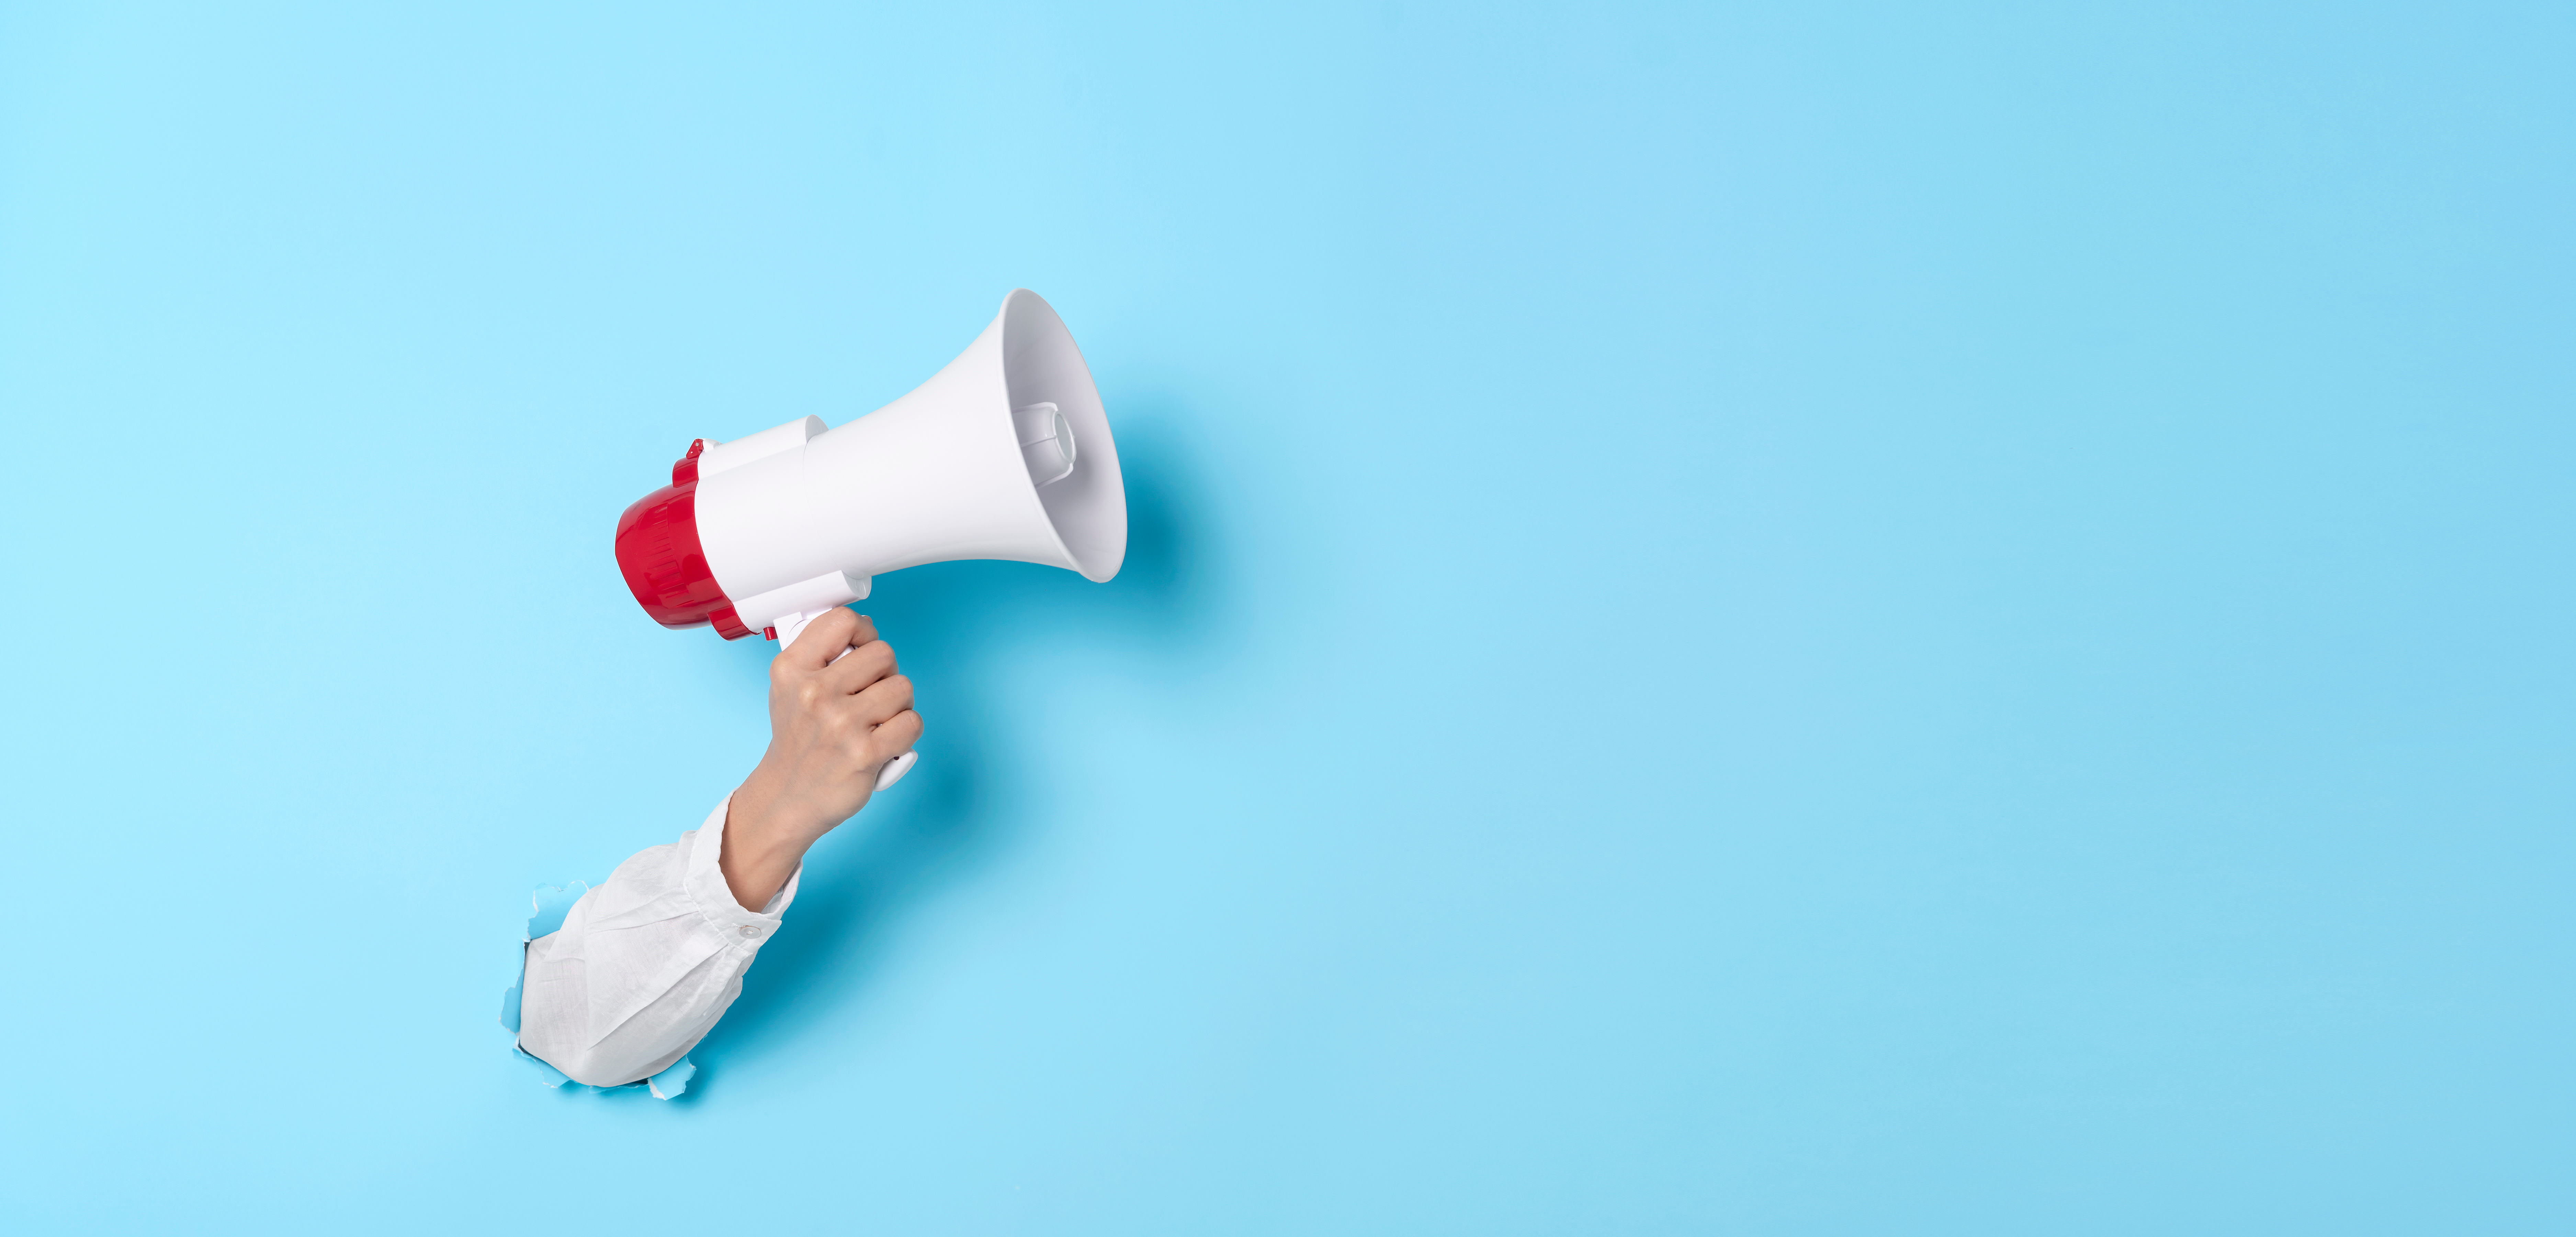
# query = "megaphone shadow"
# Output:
<box><xmin>676</xmin><ymin>404</ymin><xmax>1227</xmax><ymax>1088</ymax></box>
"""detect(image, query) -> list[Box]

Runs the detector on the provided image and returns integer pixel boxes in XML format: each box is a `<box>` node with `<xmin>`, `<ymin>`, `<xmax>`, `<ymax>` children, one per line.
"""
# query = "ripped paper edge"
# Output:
<box><xmin>500</xmin><ymin>880</ymin><xmax>695</xmax><ymax>1100</ymax></box>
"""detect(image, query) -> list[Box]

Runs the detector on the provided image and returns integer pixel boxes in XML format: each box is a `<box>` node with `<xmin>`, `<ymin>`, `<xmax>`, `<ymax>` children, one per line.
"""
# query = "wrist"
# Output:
<box><xmin>721</xmin><ymin>763</ymin><xmax>819</xmax><ymax>909</ymax></box>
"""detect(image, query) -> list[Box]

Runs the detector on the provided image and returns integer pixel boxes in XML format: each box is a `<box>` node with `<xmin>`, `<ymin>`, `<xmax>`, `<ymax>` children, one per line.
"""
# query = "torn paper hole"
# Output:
<box><xmin>500</xmin><ymin>880</ymin><xmax>695</xmax><ymax>1100</ymax></box>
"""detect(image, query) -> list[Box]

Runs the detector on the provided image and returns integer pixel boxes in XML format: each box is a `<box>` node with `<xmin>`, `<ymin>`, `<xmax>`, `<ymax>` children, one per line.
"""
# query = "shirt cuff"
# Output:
<box><xmin>681</xmin><ymin>794</ymin><xmax>802</xmax><ymax>948</ymax></box>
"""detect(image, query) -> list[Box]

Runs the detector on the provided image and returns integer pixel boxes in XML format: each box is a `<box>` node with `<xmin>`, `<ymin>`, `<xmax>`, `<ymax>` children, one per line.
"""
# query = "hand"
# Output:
<box><xmin>720</xmin><ymin>608</ymin><xmax>922</xmax><ymax>909</ymax></box>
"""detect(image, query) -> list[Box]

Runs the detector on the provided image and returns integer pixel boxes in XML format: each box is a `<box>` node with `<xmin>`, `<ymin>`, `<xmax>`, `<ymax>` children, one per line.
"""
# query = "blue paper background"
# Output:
<box><xmin>3</xmin><ymin>2</ymin><xmax>2569</xmax><ymax>1232</ymax></box>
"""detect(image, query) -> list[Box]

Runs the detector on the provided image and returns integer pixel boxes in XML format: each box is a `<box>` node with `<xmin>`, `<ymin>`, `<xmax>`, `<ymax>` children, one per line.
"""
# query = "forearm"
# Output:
<box><xmin>518</xmin><ymin>608</ymin><xmax>917</xmax><ymax>1088</ymax></box>
<box><xmin>517</xmin><ymin>796</ymin><xmax>799</xmax><ymax>1087</ymax></box>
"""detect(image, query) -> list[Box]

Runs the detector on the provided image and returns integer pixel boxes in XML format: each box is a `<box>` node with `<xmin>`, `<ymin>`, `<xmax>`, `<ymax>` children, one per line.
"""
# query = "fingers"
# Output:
<box><xmin>870</xmin><ymin>709</ymin><xmax>923</xmax><ymax>760</ymax></box>
<box><xmin>820</xmin><ymin>638</ymin><xmax>897</xmax><ymax>695</ymax></box>
<box><xmin>779</xmin><ymin>608</ymin><xmax>878</xmax><ymax>672</ymax></box>
<box><xmin>851</xmin><ymin>672</ymin><xmax>915</xmax><ymax>727</ymax></box>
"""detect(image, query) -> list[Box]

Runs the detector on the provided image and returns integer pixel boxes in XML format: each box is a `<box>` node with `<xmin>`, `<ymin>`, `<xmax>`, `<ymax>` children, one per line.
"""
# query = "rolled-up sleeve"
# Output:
<box><xmin>516</xmin><ymin>796</ymin><xmax>800</xmax><ymax>1088</ymax></box>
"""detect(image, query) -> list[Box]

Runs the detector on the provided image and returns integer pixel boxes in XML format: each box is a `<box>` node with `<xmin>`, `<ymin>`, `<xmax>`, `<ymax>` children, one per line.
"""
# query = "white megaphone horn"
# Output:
<box><xmin>614</xmin><ymin>289</ymin><xmax>1127</xmax><ymax>792</ymax></box>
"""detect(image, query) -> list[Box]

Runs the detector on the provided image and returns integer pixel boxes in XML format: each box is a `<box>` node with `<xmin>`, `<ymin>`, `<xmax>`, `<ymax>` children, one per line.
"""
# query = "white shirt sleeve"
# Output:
<box><xmin>515</xmin><ymin>796</ymin><xmax>800</xmax><ymax>1088</ymax></box>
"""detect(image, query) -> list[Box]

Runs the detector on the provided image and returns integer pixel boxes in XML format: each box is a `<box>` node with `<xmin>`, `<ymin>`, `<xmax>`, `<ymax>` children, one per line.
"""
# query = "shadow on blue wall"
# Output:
<box><xmin>674</xmin><ymin>401</ymin><xmax>1229</xmax><ymax>1093</ymax></box>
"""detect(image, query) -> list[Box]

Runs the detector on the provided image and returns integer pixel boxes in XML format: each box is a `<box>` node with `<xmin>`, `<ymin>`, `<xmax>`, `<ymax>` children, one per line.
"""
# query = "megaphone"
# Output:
<box><xmin>613</xmin><ymin>289</ymin><xmax>1126</xmax><ymax>791</ymax></box>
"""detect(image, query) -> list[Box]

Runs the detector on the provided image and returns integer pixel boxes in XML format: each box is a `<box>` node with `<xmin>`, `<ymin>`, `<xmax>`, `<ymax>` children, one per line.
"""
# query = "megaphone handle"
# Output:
<box><xmin>771</xmin><ymin>608</ymin><xmax>918</xmax><ymax>794</ymax></box>
<box><xmin>872</xmin><ymin>751</ymin><xmax>918</xmax><ymax>793</ymax></box>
